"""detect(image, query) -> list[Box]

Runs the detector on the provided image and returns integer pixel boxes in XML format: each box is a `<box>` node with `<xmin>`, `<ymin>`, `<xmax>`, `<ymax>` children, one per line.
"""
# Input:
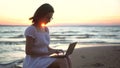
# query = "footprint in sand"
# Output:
<box><xmin>91</xmin><ymin>63</ymin><xmax>104</xmax><ymax>67</ymax></box>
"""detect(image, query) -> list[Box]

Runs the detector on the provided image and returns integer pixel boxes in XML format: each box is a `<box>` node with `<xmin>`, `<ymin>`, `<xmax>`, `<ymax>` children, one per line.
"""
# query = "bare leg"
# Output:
<box><xmin>66</xmin><ymin>56</ymin><xmax>72</xmax><ymax>68</ymax></box>
<box><xmin>56</xmin><ymin>58</ymin><xmax>69</xmax><ymax>68</ymax></box>
<box><xmin>48</xmin><ymin>58</ymin><xmax>69</xmax><ymax>68</ymax></box>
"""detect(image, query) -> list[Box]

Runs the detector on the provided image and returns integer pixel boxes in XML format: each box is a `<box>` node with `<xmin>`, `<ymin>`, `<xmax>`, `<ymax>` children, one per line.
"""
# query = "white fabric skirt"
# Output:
<box><xmin>23</xmin><ymin>55</ymin><xmax>56</xmax><ymax>68</ymax></box>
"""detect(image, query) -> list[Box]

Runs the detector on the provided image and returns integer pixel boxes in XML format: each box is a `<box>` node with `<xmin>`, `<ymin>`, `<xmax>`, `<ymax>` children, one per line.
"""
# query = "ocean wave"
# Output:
<box><xmin>0</xmin><ymin>34</ymin><xmax>25</xmax><ymax>38</ymax></box>
<box><xmin>0</xmin><ymin>45</ymin><xmax>25</xmax><ymax>54</ymax></box>
<box><xmin>109</xmin><ymin>30</ymin><xmax>120</xmax><ymax>32</ymax></box>
<box><xmin>78</xmin><ymin>41</ymin><xmax>120</xmax><ymax>44</ymax></box>
<box><xmin>0</xmin><ymin>31</ymin><xmax>21</xmax><ymax>33</ymax></box>
<box><xmin>50</xmin><ymin>33</ymin><xmax>95</xmax><ymax>37</ymax></box>
<box><xmin>0</xmin><ymin>41</ymin><xmax>25</xmax><ymax>45</ymax></box>
<box><xmin>50</xmin><ymin>34</ymin><xmax>76</xmax><ymax>36</ymax></box>
<box><xmin>50</xmin><ymin>34</ymin><xmax>95</xmax><ymax>38</ymax></box>
<box><xmin>50</xmin><ymin>39</ymin><xmax>73</xmax><ymax>44</ymax></box>
<box><xmin>9</xmin><ymin>35</ymin><xmax>25</xmax><ymax>38</ymax></box>
<box><xmin>0</xmin><ymin>59</ymin><xmax>23</xmax><ymax>68</ymax></box>
<box><xmin>99</xmin><ymin>35</ymin><xmax>120</xmax><ymax>39</ymax></box>
<box><xmin>50</xmin><ymin>39</ymin><xmax>120</xmax><ymax>45</ymax></box>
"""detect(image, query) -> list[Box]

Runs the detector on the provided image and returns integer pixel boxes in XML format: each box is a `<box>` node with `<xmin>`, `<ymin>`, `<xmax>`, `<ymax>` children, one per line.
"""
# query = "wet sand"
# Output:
<box><xmin>70</xmin><ymin>44</ymin><xmax>120</xmax><ymax>68</ymax></box>
<box><xmin>14</xmin><ymin>44</ymin><xmax>120</xmax><ymax>68</ymax></box>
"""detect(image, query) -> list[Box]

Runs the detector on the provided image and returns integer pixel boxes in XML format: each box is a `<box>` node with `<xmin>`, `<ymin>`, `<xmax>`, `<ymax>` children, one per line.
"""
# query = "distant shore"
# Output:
<box><xmin>0</xmin><ymin>24</ymin><xmax>120</xmax><ymax>27</ymax></box>
<box><xmin>0</xmin><ymin>24</ymin><xmax>28</xmax><ymax>27</ymax></box>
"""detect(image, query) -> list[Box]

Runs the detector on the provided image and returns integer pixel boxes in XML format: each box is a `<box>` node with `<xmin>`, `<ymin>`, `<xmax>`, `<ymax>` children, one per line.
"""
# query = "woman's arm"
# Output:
<box><xmin>48</xmin><ymin>46</ymin><xmax>64</xmax><ymax>54</ymax></box>
<box><xmin>25</xmin><ymin>36</ymin><xmax>53</xmax><ymax>56</ymax></box>
<box><xmin>48</xmin><ymin>47</ymin><xmax>57</xmax><ymax>53</ymax></box>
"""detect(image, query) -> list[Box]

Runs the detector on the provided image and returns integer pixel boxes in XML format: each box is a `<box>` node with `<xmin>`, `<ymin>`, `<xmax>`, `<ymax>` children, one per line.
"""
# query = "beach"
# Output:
<box><xmin>70</xmin><ymin>44</ymin><xmax>120</xmax><ymax>68</ymax></box>
<box><xmin>11</xmin><ymin>44</ymin><xmax>120</xmax><ymax>68</ymax></box>
<box><xmin>0</xmin><ymin>26</ymin><xmax>120</xmax><ymax>68</ymax></box>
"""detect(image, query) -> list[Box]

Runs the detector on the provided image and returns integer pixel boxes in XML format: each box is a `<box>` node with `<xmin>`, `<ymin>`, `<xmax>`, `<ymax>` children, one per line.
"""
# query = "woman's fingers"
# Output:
<box><xmin>58</xmin><ymin>49</ymin><xmax>64</xmax><ymax>53</ymax></box>
<box><xmin>55</xmin><ymin>49</ymin><xmax>64</xmax><ymax>55</ymax></box>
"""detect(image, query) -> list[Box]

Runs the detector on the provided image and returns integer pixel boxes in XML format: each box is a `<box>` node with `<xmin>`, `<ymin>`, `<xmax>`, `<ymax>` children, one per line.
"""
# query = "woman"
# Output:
<box><xmin>23</xmin><ymin>3</ymin><xmax>71</xmax><ymax>68</ymax></box>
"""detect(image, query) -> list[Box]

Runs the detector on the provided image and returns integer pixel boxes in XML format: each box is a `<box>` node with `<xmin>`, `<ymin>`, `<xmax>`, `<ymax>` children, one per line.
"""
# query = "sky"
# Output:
<box><xmin>0</xmin><ymin>0</ymin><xmax>120</xmax><ymax>26</ymax></box>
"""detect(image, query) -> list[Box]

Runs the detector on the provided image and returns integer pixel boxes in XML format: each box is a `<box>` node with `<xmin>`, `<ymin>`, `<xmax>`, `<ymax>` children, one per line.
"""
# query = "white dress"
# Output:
<box><xmin>23</xmin><ymin>25</ymin><xmax>56</xmax><ymax>68</ymax></box>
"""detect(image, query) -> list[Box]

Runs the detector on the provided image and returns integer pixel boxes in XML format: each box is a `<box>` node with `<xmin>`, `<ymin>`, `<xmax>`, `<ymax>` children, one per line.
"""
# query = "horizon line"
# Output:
<box><xmin>0</xmin><ymin>24</ymin><xmax>120</xmax><ymax>27</ymax></box>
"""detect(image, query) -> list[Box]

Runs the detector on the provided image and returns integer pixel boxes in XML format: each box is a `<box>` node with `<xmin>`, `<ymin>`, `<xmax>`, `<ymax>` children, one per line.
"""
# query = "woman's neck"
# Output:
<box><xmin>33</xmin><ymin>24</ymin><xmax>46</xmax><ymax>32</ymax></box>
<box><xmin>33</xmin><ymin>24</ymin><xmax>42</xmax><ymax>28</ymax></box>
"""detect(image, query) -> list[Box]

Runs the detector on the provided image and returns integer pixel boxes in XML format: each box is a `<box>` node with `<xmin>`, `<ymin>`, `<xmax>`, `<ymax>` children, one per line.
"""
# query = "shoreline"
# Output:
<box><xmin>0</xmin><ymin>44</ymin><xmax>120</xmax><ymax>68</ymax></box>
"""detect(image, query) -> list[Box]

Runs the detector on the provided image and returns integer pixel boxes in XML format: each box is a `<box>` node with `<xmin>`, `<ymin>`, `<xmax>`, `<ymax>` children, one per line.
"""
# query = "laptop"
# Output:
<box><xmin>50</xmin><ymin>42</ymin><xmax>77</xmax><ymax>58</ymax></box>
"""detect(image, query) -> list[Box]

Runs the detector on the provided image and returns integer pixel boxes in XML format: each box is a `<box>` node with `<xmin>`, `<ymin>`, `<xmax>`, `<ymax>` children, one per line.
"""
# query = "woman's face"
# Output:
<box><xmin>40</xmin><ymin>12</ymin><xmax>53</xmax><ymax>25</ymax></box>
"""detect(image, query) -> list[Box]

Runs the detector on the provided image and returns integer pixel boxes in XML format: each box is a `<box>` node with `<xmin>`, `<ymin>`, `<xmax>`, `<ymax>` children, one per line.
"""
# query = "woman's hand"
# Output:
<box><xmin>55</xmin><ymin>49</ymin><xmax>64</xmax><ymax>55</ymax></box>
<box><xmin>48</xmin><ymin>47</ymin><xmax>64</xmax><ymax>55</ymax></box>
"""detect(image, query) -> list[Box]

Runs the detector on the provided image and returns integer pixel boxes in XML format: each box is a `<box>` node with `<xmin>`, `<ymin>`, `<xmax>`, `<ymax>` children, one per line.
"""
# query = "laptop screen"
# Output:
<box><xmin>65</xmin><ymin>42</ymin><xmax>77</xmax><ymax>56</ymax></box>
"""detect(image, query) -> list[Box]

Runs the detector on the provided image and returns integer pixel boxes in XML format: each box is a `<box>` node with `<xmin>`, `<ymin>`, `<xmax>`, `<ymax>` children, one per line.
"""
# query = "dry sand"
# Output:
<box><xmin>70</xmin><ymin>44</ymin><xmax>120</xmax><ymax>68</ymax></box>
<box><xmin>15</xmin><ymin>44</ymin><xmax>120</xmax><ymax>68</ymax></box>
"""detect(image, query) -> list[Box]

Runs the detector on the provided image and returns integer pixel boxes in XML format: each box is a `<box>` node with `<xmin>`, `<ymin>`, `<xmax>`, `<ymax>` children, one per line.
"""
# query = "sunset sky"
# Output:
<box><xmin>0</xmin><ymin>0</ymin><xmax>120</xmax><ymax>26</ymax></box>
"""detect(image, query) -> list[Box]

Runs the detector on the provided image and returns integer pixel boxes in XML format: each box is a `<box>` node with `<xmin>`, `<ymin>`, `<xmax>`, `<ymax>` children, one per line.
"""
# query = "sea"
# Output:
<box><xmin>0</xmin><ymin>25</ymin><xmax>120</xmax><ymax>68</ymax></box>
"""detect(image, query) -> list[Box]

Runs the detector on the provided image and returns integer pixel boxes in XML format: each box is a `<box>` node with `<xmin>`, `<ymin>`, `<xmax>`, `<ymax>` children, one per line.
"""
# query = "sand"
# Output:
<box><xmin>15</xmin><ymin>44</ymin><xmax>120</xmax><ymax>68</ymax></box>
<box><xmin>70</xmin><ymin>44</ymin><xmax>120</xmax><ymax>68</ymax></box>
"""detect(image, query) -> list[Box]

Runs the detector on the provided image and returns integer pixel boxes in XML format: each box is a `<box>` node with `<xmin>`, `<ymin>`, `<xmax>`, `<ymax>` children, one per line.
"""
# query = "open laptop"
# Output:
<box><xmin>50</xmin><ymin>42</ymin><xmax>77</xmax><ymax>58</ymax></box>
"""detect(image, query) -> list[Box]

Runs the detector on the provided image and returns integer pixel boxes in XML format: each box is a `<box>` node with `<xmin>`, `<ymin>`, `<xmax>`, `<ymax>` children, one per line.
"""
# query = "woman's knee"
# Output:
<box><xmin>48</xmin><ymin>57</ymin><xmax>70</xmax><ymax>68</ymax></box>
<box><xmin>48</xmin><ymin>58</ymin><xmax>66</xmax><ymax>68</ymax></box>
<box><xmin>47</xmin><ymin>59</ymin><xmax>60</xmax><ymax>68</ymax></box>
<box><xmin>55</xmin><ymin>58</ymin><xmax>66</xmax><ymax>63</ymax></box>
<box><xmin>48</xmin><ymin>62</ymin><xmax>59</xmax><ymax>68</ymax></box>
